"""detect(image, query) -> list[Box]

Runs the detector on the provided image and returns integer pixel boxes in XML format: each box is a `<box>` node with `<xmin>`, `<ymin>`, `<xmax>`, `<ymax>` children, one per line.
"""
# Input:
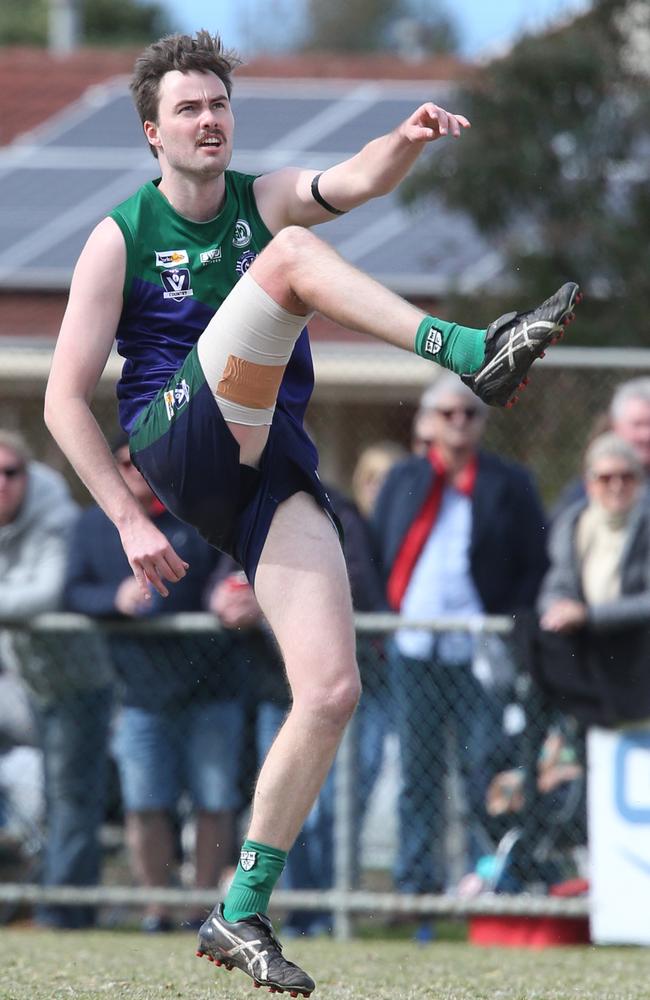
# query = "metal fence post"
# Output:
<box><xmin>332</xmin><ymin>713</ymin><xmax>357</xmax><ymax>940</ymax></box>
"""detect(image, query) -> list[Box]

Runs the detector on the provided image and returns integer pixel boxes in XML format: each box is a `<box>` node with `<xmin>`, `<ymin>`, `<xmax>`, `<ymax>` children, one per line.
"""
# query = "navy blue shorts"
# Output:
<box><xmin>128</xmin><ymin>345</ymin><xmax>338</xmax><ymax>583</ymax></box>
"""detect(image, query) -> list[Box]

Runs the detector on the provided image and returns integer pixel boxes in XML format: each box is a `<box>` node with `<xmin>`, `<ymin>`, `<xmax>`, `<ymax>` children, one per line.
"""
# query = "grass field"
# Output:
<box><xmin>1</xmin><ymin>929</ymin><xmax>649</xmax><ymax>1000</ymax></box>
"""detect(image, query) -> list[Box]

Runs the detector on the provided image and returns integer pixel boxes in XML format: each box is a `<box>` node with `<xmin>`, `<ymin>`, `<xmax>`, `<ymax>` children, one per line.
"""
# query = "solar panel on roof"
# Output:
<box><xmin>46</xmin><ymin>94</ymin><xmax>143</xmax><ymax>148</ymax></box>
<box><xmin>0</xmin><ymin>77</ymin><xmax>502</xmax><ymax>293</ymax></box>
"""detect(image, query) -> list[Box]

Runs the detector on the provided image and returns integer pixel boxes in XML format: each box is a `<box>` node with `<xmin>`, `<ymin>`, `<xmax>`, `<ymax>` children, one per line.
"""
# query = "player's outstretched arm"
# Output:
<box><xmin>44</xmin><ymin>218</ymin><xmax>188</xmax><ymax>599</ymax></box>
<box><xmin>255</xmin><ymin>101</ymin><xmax>470</xmax><ymax>232</ymax></box>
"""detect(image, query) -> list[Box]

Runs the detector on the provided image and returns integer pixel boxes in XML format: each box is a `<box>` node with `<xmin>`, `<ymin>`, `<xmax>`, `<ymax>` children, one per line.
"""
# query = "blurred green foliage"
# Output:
<box><xmin>302</xmin><ymin>0</ymin><xmax>458</xmax><ymax>54</ymax></box>
<box><xmin>404</xmin><ymin>0</ymin><xmax>650</xmax><ymax>347</ymax></box>
<box><xmin>0</xmin><ymin>0</ymin><xmax>176</xmax><ymax>47</ymax></box>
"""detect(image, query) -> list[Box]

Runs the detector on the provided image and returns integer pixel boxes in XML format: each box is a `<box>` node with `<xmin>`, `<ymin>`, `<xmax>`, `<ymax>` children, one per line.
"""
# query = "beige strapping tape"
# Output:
<box><xmin>216</xmin><ymin>355</ymin><xmax>286</xmax><ymax>409</ymax></box>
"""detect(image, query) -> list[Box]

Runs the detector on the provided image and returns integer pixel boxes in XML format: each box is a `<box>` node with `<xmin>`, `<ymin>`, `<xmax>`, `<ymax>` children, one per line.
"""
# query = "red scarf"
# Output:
<box><xmin>387</xmin><ymin>447</ymin><xmax>477</xmax><ymax>611</ymax></box>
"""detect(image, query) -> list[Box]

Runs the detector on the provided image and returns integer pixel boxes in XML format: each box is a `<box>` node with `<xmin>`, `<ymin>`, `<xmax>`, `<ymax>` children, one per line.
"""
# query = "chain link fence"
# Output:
<box><xmin>1</xmin><ymin>345</ymin><xmax>648</xmax><ymax>935</ymax></box>
<box><xmin>0</xmin><ymin>611</ymin><xmax>589</xmax><ymax>935</ymax></box>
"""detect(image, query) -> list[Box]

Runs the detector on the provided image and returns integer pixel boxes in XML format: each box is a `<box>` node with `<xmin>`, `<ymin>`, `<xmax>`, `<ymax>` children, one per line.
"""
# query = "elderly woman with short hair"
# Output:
<box><xmin>534</xmin><ymin>432</ymin><xmax>650</xmax><ymax>727</ymax></box>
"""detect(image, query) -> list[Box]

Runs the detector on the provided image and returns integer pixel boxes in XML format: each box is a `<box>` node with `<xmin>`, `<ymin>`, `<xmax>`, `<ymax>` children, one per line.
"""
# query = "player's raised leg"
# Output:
<box><xmin>244</xmin><ymin>225</ymin><xmax>580</xmax><ymax>410</ymax></box>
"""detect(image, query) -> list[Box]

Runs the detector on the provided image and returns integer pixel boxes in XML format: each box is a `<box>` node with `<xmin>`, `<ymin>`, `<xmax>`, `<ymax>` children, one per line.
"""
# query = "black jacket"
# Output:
<box><xmin>372</xmin><ymin>450</ymin><xmax>548</xmax><ymax>615</ymax></box>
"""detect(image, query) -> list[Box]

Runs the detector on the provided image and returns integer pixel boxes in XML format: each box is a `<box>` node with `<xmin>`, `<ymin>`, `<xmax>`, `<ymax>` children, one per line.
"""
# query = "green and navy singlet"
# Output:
<box><xmin>109</xmin><ymin>172</ymin><xmax>314</xmax><ymax>435</ymax></box>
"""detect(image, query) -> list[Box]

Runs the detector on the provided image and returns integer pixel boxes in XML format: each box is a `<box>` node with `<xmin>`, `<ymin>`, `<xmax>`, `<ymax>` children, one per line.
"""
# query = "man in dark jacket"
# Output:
<box><xmin>373</xmin><ymin>373</ymin><xmax>548</xmax><ymax>894</ymax></box>
<box><xmin>64</xmin><ymin>433</ymin><xmax>246</xmax><ymax>931</ymax></box>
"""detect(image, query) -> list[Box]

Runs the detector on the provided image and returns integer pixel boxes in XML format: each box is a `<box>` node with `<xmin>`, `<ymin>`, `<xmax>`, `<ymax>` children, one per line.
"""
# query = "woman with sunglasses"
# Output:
<box><xmin>535</xmin><ymin>432</ymin><xmax>650</xmax><ymax>728</ymax></box>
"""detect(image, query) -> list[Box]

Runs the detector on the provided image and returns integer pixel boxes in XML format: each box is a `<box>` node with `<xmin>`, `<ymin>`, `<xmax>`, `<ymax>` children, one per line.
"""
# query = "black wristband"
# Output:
<box><xmin>311</xmin><ymin>172</ymin><xmax>347</xmax><ymax>216</ymax></box>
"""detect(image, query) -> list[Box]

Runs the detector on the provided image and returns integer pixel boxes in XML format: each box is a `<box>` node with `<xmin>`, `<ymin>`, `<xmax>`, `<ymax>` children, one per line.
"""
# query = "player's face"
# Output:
<box><xmin>146</xmin><ymin>69</ymin><xmax>235</xmax><ymax>178</ymax></box>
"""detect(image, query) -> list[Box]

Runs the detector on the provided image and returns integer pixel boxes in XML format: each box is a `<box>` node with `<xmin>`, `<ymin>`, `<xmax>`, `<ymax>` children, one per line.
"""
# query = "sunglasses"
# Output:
<box><xmin>435</xmin><ymin>407</ymin><xmax>480</xmax><ymax>421</ymax></box>
<box><xmin>0</xmin><ymin>465</ymin><xmax>25</xmax><ymax>480</ymax></box>
<box><xmin>590</xmin><ymin>470</ymin><xmax>638</xmax><ymax>486</ymax></box>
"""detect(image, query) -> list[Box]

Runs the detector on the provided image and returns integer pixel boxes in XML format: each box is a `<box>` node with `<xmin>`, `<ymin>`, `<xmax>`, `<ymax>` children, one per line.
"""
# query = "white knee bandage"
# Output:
<box><xmin>197</xmin><ymin>272</ymin><xmax>312</xmax><ymax>426</ymax></box>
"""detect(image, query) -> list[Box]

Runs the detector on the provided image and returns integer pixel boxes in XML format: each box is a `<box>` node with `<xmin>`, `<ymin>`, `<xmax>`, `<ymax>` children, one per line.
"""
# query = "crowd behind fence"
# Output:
<box><xmin>0</xmin><ymin>612</ymin><xmax>589</xmax><ymax>938</ymax></box>
<box><xmin>2</xmin><ymin>348</ymin><xmax>649</xmax><ymax>938</ymax></box>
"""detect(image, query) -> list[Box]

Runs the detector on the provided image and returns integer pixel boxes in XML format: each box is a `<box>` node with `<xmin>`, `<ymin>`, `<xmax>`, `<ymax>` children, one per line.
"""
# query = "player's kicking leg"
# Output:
<box><xmin>236</xmin><ymin>225</ymin><xmax>581</xmax><ymax>409</ymax></box>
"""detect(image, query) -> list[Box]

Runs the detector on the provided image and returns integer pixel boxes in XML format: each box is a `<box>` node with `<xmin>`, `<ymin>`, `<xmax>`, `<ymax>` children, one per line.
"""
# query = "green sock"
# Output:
<box><xmin>415</xmin><ymin>316</ymin><xmax>486</xmax><ymax>375</ymax></box>
<box><xmin>222</xmin><ymin>839</ymin><xmax>287</xmax><ymax>923</ymax></box>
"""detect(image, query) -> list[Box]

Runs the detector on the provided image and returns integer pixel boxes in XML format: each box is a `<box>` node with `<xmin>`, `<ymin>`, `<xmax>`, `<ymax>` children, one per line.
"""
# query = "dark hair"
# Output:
<box><xmin>130</xmin><ymin>30</ymin><xmax>243</xmax><ymax>158</ymax></box>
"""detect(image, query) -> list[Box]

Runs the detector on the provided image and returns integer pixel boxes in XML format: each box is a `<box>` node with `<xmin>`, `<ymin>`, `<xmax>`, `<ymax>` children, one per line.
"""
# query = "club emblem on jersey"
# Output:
<box><xmin>199</xmin><ymin>246</ymin><xmax>222</xmax><ymax>266</ymax></box>
<box><xmin>232</xmin><ymin>219</ymin><xmax>252</xmax><ymax>249</ymax></box>
<box><xmin>155</xmin><ymin>249</ymin><xmax>189</xmax><ymax>267</ymax></box>
<box><xmin>164</xmin><ymin>377</ymin><xmax>191</xmax><ymax>420</ymax></box>
<box><xmin>240</xmin><ymin>849</ymin><xmax>258</xmax><ymax>872</ymax></box>
<box><xmin>161</xmin><ymin>268</ymin><xmax>194</xmax><ymax>301</ymax></box>
<box><xmin>236</xmin><ymin>250</ymin><xmax>257</xmax><ymax>276</ymax></box>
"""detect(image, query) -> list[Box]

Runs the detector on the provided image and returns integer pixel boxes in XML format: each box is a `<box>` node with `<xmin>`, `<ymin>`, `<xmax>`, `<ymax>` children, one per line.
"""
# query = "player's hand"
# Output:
<box><xmin>539</xmin><ymin>598</ymin><xmax>587</xmax><ymax>633</ymax></box>
<box><xmin>209</xmin><ymin>574</ymin><xmax>263</xmax><ymax>629</ymax></box>
<box><xmin>119</xmin><ymin>514</ymin><xmax>189</xmax><ymax>600</ymax></box>
<box><xmin>401</xmin><ymin>102</ymin><xmax>470</xmax><ymax>144</ymax></box>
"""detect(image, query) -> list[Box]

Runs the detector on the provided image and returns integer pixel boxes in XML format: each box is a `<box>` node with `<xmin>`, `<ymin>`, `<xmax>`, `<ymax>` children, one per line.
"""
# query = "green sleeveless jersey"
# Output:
<box><xmin>109</xmin><ymin>172</ymin><xmax>314</xmax><ymax>433</ymax></box>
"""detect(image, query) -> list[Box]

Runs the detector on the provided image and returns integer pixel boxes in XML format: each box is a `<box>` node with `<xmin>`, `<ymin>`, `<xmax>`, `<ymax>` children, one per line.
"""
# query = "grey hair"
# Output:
<box><xmin>417</xmin><ymin>372</ymin><xmax>488</xmax><ymax>415</ymax></box>
<box><xmin>0</xmin><ymin>429</ymin><xmax>32</xmax><ymax>463</ymax></box>
<box><xmin>609</xmin><ymin>377</ymin><xmax>650</xmax><ymax>423</ymax></box>
<box><xmin>583</xmin><ymin>432</ymin><xmax>643</xmax><ymax>476</ymax></box>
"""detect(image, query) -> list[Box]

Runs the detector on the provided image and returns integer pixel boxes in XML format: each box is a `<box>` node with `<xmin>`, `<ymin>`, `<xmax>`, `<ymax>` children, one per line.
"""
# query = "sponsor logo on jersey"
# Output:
<box><xmin>232</xmin><ymin>219</ymin><xmax>252</xmax><ymax>249</ymax></box>
<box><xmin>155</xmin><ymin>249</ymin><xmax>189</xmax><ymax>267</ymax></box>
<box><xmin>199</xmin><ymin>246</ymin><xmax>222</xmax><ymax>266</ymax></box>
<box><xmin>424</xmin><ymin>326</ymin><xmax>443</xmax><ymax>356</ymax></box>
<box><xmin>164</xmin><ymin>377</ymin><xmax>191</xmax><ymax>420</ymax></box>
<box><xmin>239</xmin><ymin>849</ymin><xmax>258</xmax><ymax>872</ymax></box>
<box><xmin>161</xmin><ymin>268</ymin><xmax>194</xmax><ymax>301</ymax></box>
<box><xmin>236</xmin><ymin>250</ymin><xmax>257</xmax><ymax>276</ymax></box>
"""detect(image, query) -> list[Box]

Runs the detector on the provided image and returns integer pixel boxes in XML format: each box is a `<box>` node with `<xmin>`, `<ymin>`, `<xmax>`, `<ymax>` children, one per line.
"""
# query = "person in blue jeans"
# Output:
<box><xmin>64</xmin><ymin>433</ymin><xmax>246</xmax><ymax>932</ymax></box>
<box><xmin>373</xmin><ymin>374</ymin><xmax>548</xmax><ymax>898</ymax></box>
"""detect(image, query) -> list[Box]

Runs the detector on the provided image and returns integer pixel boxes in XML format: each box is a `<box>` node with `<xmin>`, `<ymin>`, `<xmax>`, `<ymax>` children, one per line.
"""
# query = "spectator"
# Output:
<box><xmin>373</xmin><ymin>373</ymin><xmax>548</xmax><ymax>896</ymax></box>
<box><xmin>0</xmin><ymin>663</ymin><xmax>43</xmax><ymax>874</ymax></box>
<box><xmin>411</xmin><ymin>383</ymin><xmax>442</xmax><ymax>456</ymax></box>
<box><xmin>531</xmin><ymin>432</ymin><xmax>650</xmax><ymax>727</ymax></box>
<box><xmin>0</xmin><ymin>429</ymin><xmax>94</xmax><ymax>928</ymax></box>
<box><xmin>64</xmin><ymin>433</ymin><xmax>246</xmax><ymax>932</ymax></box>
<box><xmin>610</xmin><ymin>377</ymin><xmax>650</xmax><ymax>473</ymax></box>
<box><xmin>209</xmin><ymin>483</ymin><xmax>387</xmax><ymax>936</ymax></box>
<box><xmin>351</xmin><ymin>441</ymin><xmax>407</xmax><ymax>519</ymax></box>
<box><xmin>475</xmin><ymin>711</ymin><xmax>586</xmax><ymax>895</ymax></box>
<box><xmin>553</xmin><ymin>376</ymin><xmax>650</xmax><ymax>513</ymax></box>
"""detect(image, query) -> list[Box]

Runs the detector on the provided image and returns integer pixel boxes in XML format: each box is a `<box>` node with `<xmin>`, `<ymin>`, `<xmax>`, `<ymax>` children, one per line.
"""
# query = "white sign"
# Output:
<box><xmin>588</xmin><ymin>725</ymin><xmax>650</xmax><ymax>945</ymax></box>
